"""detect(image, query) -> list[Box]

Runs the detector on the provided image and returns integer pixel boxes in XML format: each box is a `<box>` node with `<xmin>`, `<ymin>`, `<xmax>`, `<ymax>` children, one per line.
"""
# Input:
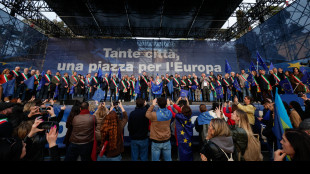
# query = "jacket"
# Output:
<box><xmin>69</xmin><ymin>110</ymin><xmax>96</xmax><ymax>144</ymax></box>
<box><xmin>128</xmin><ymin>105</ymin><xmax>150</xmax><ymax>140</ymax></box>
<box><xmin>200</xmin><ymin>136</ymin><xmax>235</xmax><ymax>161</ymax></box>
<box><xmin>200</xmin><ymin>76</ymin><xmax>210</xmax><ymax>89</ymax></box>
<box><xmin>230</xmin><ymin>125</ymin><xmax>248</xmax><ymax>161</ymax></box>
<box><xmin>237</xmin><ymin>103</ymin><xmax>256</xmax><ymax>125</ymax></box>
<box><xmin>146</xmin><ymin>105</ymin><xmax>172</xmax><ymax>142</ymax></box>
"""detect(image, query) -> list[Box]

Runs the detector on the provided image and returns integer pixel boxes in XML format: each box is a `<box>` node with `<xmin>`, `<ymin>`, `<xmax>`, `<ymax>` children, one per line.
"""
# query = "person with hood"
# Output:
<box><xmin>234</xmin><ymin>95</ymin><xmax>256</xmax><ymax>132</ymax></box>
<box><xmin>194</xmin><ymin>103</ymin><xmax>227</xmax><ymax>147</ymax></box>
<box><xmin>146</xmin><ymin>97</ymin><xmax>173</xmax><ymax>161</ymax></box>
<box><xmin>200</xmin><ymin>118</ymin><xmax>235</xmax><ymax>161</ymax></box>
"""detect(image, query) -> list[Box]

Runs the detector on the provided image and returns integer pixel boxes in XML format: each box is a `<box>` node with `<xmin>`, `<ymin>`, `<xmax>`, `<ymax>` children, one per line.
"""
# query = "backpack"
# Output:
<box><xmin>243</xmin><ymin>134</ymin><xmax>263</xmax><ymax>161</ymax></box>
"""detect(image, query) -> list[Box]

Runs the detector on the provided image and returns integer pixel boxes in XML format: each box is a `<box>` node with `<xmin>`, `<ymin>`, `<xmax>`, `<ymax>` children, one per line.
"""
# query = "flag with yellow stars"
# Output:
<box><xmin>175</xmin><ymin>113</ymin><xmax>193</xmax><ymax>161</ymax></box>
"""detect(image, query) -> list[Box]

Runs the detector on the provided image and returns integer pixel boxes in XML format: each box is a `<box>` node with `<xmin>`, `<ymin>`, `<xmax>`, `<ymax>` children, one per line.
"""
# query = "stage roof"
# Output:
<box><xmin>44</xmin><ymin>0</ymin><xmax>242</xmax><ymax>39</ymax></box>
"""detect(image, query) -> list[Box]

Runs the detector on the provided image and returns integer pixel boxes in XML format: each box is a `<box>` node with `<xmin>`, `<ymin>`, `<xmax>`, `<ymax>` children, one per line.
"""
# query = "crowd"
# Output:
<box><xmin>0</xmin><ymin>66</ymin><xmax>310</xmax><ymax>162</ymax></box>
<box><xmin>1</xmin><ymin>66</ymin><xmax>309</xmax><ymax>104</ymax></box>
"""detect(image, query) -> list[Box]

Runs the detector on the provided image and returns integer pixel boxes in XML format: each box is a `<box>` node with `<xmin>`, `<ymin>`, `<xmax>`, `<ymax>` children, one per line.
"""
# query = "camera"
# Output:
<box><xmin>113</xmin><ymin>101</ymin><xmax>119</xmax><ymax>106</ymax></box>
<box><xmin>37</xmin><ymin>121</ymin><xmax>59</xmax><ymax>132</ymax></box>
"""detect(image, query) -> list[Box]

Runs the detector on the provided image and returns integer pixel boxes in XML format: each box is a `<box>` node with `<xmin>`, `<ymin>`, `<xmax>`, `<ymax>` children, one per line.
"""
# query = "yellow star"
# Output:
<box><xmin>182</xmin><ymin>124</ymin><xmax>184</xmax><ymax>127</ymax></box>
<box><xmin>189</xmin><ymin>142</ymin><xmax>192</xmax><ymax>147</ymax></box>
<box><xmin>183</xmin><ymin>138</ymin><xmax>188</xmax><ymax>143</ymax></box>
<box><xmin>288</xmin><ymin>62</ymin><xmax>304</xmax><ymax>69</ymax></box>
<box><xmin>184</xmin><ymin>120</ymin><xmax>187</xmax><ymax>125</ymax></box>
<box><xmin>180</xmin><ymin>130</ymin><xmax>185</xmax><ymax>135</ymax></box>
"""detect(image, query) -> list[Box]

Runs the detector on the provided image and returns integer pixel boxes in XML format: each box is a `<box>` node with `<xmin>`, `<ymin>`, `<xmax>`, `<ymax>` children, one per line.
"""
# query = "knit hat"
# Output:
<box><xmin>0</xmin><ymin>103</ymin><xmax>15</xmax><ymax>112</ymax></box>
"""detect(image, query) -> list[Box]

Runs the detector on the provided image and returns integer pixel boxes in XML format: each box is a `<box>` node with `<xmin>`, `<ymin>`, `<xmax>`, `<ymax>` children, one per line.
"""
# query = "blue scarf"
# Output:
<box><xmin>197</xmin><ymin>111</ymin><xmax>214</xmax><ymax>125</ymax></box>
<box><xmin>156</xmin><ymin>108</ymin><xmax>172</xmax><ymax>121</ymax></box>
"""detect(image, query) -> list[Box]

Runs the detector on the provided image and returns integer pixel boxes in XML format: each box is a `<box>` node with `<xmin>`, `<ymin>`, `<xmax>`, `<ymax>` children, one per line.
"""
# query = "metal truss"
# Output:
<box><xmin>214</xmin><ymin>0</ymin><xmax>292</xmax><ymax>41</ymax></box>
<box><xmin>0</xmin><ymin>0</ymin><xmax>74</xmax><ymax>37</ymax></box>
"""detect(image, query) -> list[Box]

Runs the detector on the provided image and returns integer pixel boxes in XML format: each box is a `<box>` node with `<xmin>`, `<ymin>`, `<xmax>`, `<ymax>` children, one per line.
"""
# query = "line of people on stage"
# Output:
<box><xmin>0</xmin><ymin>66</ymin><xmax>308</xmax><ymax>103</ymax></box>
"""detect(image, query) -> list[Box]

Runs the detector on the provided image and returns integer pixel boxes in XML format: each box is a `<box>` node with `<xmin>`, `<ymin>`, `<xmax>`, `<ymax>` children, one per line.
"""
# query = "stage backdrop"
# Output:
<box><xmin>43</xmin><ymin>38</ymin><xmax>238</xmax><ymax>77</ymax></box>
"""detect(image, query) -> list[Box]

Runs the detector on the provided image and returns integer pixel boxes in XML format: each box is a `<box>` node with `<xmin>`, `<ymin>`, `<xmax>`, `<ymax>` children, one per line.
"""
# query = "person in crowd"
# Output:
<box><xmin>146</xmin><ymin>97</ymin><xmax>173</xmax><ymax>161</ymax></box>
<box><xmin>0</xmin><ymin>118</ymin><xmax>60</xmax><ymax>161</ymax></box>
<box><xmin>233</xmin><ymin>95</ymin><xmax>256</xmax><ymax>132</ymax></box>
<box><xmin>274</xmin><ymin>129</ymin><xmax>310</xmax><ymax>161</ymax></box>
<box><xmin>289</xmin><ymin>101</ymin><xmax>303</xmax><ymax>128</ymax></box>
<box><xmin>298</xmin><ymin>118</ymin><xmax>310</xmax><ymax>135</ymax></box>
<box><xmin>194</xmin><ymin>103</ymin><xmax>227</xmax><ymax>148</ymax></box>
<box><xmin>64</xmin><ymin>102</ymin><xmax>96</xmax><ymax>161</ymax></box>
<box><xmin>200</xmin><ymin>118</ymin><xmax>235</xmax><ymax>161</ymax></box>
<box><xmin>93</xmin><ymin>102</ymin><xmax>108</xmax><ymax>150</ymax></box>
<box><xmin>222</xmin><ymin>101</ymin><xmax>237</xmax><ymax>126</ymax></box>
<box><xmin>63</xmin><ymin>101</ymin><xmax>82</xmax><ymax>147</ymax></box>
<box><xmin>97</xmin><ymin>102</ymin><xmax>128</xmax><ymax>161</ymax></box>
<box><xmin>231</xmin><ymin>109</ymin><xmax>263</xmax><ymax>161</ymax></box>
<box><xmin>167</xmin><ymin>98</ymin><xmax>193</xmax><ymax>161</ymax></box>
<box><xmin>128</xmin><ymin>98</ymin><xmax>150</xmax><ymax>161</ymax></box>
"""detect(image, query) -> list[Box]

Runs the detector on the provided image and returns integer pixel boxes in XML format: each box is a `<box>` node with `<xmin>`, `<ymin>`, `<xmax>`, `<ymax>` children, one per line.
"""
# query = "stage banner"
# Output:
<box><xmin>43</xmin><ymin>38</ymin><xmax>238</xmax><ymax>77</ymax></box>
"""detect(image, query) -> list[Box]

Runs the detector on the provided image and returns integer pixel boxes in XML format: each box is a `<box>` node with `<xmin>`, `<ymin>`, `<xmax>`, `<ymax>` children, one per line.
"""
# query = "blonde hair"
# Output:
<box><xmin>14</xmin><ymin>120</ymin><xmax>34</xmax><ymax>139</ymax></box>
<box><xmin>23</xmin><ymin>101</ymin><xmax>36</xmax><ymax>113</ymax></box>
<box><xmin>94</xmin><ymin>105</ymin><xmax>108</xmax><ymax>119</ymax></box>
<box><xmin>235</xmin><ymin>109</ymin><xmax>253</xmax><ymax>136</ymax></box>
<box><xmin>210</xmin><ymin>118</ymin><xmax>231</xmax><ymax>138</ymax></box>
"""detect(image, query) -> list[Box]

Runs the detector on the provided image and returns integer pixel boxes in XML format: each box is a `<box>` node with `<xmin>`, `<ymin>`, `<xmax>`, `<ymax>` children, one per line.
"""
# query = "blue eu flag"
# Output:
<box><xmin>2</xmin><ymin>79</ymin><xmax>15</xmax><ymax>97</ymax></box>
<box><xmin>279</xmin><ymin>78</ymin><xmax>294</xmax><ymax>94</ymax></box>
<box><xmin>175</xmin><ymin>113</ymin><xmax>193</xmax><ymax>161</ymax></box>
<box><xmin>249</xmin><ymin>61</ymin><xmax>256</xmax><ymax>72</ymax></box>
<box><xmin>54</xmin><ymin>85</ymin><xmax>59</xmax><ymax>99</ymax></box>
<box><xmin>117</xmin><ymin>68</ymin><xmax>121</xmax><ymax>80</ymax></box>
<box><xmin>257</xmin><ymin>51</ymin><xmax>269</xmax><ymax>71</ymax></box>
<box><xmin>108</xmin><ymin>69</ymin><xmax>112</xmax><ymax>79</ymax></box>
<box><xmin>37</xmin><ymin>71</ymin><xmax>45</xmax><ymax>91</ymax></box>
<box><xmin>167</xmin><ymin>80</ymin><xmax>174</xmax><ymax>94</ymax></box>
<box><xmin>24</xmin><ymin>76</ymin><xmax>35</xmax><ymax>90</ymax></box>
<box><xmin>225</xmin><ymin>59</ymin><xmax>232</xmax><ymax>74</ymax></box>
<box><xmin>233</xmin><ymin>78</ymin><xmax>241</xmax><ymax>91</ymax></box>
<box><xmin>135</xmin><ymin>81</ymin><xmax>140</xmax><ymax>94</ymax></box>
<box><xmin>92</xmin><ymin>88</ymin><xmax>105</xmax><ymax>101</ymax></box>
<box><xmin>180</xmin><ymin>89</ymin><xmax>189</xmax><ymax>97</ymax></box>
<box><xmin>151</xmin><ymin>82</ymin><xmax>163</xmax><ymax>95</ymax></box>
<box><xmin>97</xmin><ymin>67</ymin><xmax>103</xmax><ymax>81</ymax></box>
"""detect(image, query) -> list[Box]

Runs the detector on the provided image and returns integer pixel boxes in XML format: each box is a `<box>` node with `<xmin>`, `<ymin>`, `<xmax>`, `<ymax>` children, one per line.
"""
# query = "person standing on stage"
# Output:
<box><xmin>192</xmin><ymin>75</ymin><xmax>201</xmax><ymax>102</ymax></box>
<box><xmin>181</xmin><ymin>75</ymin><xmax>189</xmax><ymax>92</ymax></box>
<box><xmin>140</xmin><ymin>71</ymin><xmax>149</xmax><ymax>101</ymax></box>
<box><xmin>90</xmin><ymin>72</ymin><xmax>99</xmax><ymax>99</ymax></box>
<box><xmin>77</xmin><ymin>75</ymin><xmax>86</xmax><ymax>98</ymax></box>
<box><xmin>102</xmin><ymin>73</ymin><xmax>110</xmax><ymax>102</ymax></box>
<box><xmin>17</xmin><ymin>68</ymin><xmax>30</xmax><ymax>101</ymax></box>
<box><xmin>291</xmin><ymin>67</ymin><xmax>306</xmax><ymax>94</ymax></box>
<box><xmin>239</xmin><ymin>69</ymin><xmax>251</xmax><ymax>99</ymax></box>
<box><xmin>0</xmin><ymin>69</ymin><xmax>13</xmax><ymax>102</ymax></box>
<box><xmin>119</xmin><ymin>76</ymin><xmax>127</xmax><ymax>102</ymax></box>
<box><xmin>130</xmin><ymin>76</ymin><xmax>137</xmax><ymax>102</ymax></box>
<box><xmin>200</xmin><ymin>73</ymin><xmax>210</xmax><ymax>102</ymax></box>
<box><xmin>222</xmin><ymin>73</ymin><xmax>231</xmax><ymax>102</ymax></box>
<box><xmin>125</xmin><ymin>75</ymin><xmax>131</xmax><ymax>102</ymax></box>
<box><xmin>258</xmin><ymin>69</ymin><xmax>272</xmax><ymax>102</ymax></box>
<box><xmin>51</xmin><ymin>71</ymin><xmax>61</xmax><ymax>100</ymax></box>
<box><xmin>229</xmin><ymin>72</ymin><xmax>239</xmax><ymax>102</ymax></box>
<box><xmin>163</xmin><ymin>73</ymin><xmax>171</xmax><ymax>99</ymax></box>
<box><xmin>69</xmin><ymin>71</ymin><xmax>79</xmax><ymax>99</ymax></box>
<box><xmin>187</xmin><ymin>74</ymin><xmax>194</xmax><ymax>101</ymax></box>
<box><xmin>59</xmin><ymin>72</ymin><xmax>70</xmax><ymax>101</ymax></box>
<box><xmin>173</xmin><ymin>73</ymin><xmax>181</xmax><ymax>102</ymax></box>
<box><xmin>40</xmin><ymin>69</ymin><xmax>52</xmax><ymax>100</ymax></box>
<box><xmin>85</xmin><ymin>73</ymin><xmax>92</xmax><ymax>101</ymax></box>
<box><xmin>109</xmin><ymin>74</ymin><xmax>119</xmax><ymax>102</ymax></box>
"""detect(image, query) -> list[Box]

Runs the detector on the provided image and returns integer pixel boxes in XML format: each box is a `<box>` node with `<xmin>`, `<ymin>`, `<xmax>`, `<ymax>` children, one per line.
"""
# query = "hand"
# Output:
<box><xmin>28</xmin><ymin>118</ymin><xmax>44</xmax><ymax>138</ymax></box>
<box><xmin>200</xmin><ymin>153</ymin><xmax>208</xmax><ymax>161</ymax></box>
<box><xmin>301</xmin><ymin>94</ymin><xmax>308</xmax><ymax>101</ymax></box>
<box><xmin>152</xmin><ymin>98</ymin><xmax>157</xmax><ymax>106</ymax></box>
<box><xmin>28</xmin><ymin>106</ymin><xmax>40</xmax><ymax>118</ymax></box>
<box><xmin>167</xmin><ymin>99</ymin><xmax>171</xmax><ymax>106</ymax></box>
<box><xmin>61</xmin><ymin>105</ymin><xmax>66</xmax><ymax>110</ymax></box>
<box><xmin>215</xmin><ymin>107</ymin><xmax>222</xmax><ymax>118</ymax></box>
<box><xmin>47</xmin><ymin>106</ymin><xmax>55</xmax><ymax>116</ymax></box>
<box><xmin>46</xmin><ymin>125</ymin><xmax>58</xmax><ymax>148</ymax></box>
<box><xmin>49</xmin><ymin>99</ymin><xmax>54</xmax><ymax>105</ymax></box>
<box><xmin>234</xmin><ymin>96</ymin><xmax>238</xmax><ymax>104</ymax></box>
<box><xmin>274</xmin><ymin>149</ymin><xmax>287</xmax><ymax>161</ymax></box>
<box><xmin>119</xmin><ymin>102</ymin><xmax>125</xmax><ymax>112</ymax></box>
<box><xmin>257</xmin><ymin>117</ymin><xmax>263</xmax><ymax>121</ymax></box>
<box><xmin>17</xmin><ymin>98</ymin><xmax>22</xmax><ymax>103</ymax></box>
<box><xmin>43</xmin><ymin>99</ymin><xmax>49</xmax><ymax>104</ymax></box>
